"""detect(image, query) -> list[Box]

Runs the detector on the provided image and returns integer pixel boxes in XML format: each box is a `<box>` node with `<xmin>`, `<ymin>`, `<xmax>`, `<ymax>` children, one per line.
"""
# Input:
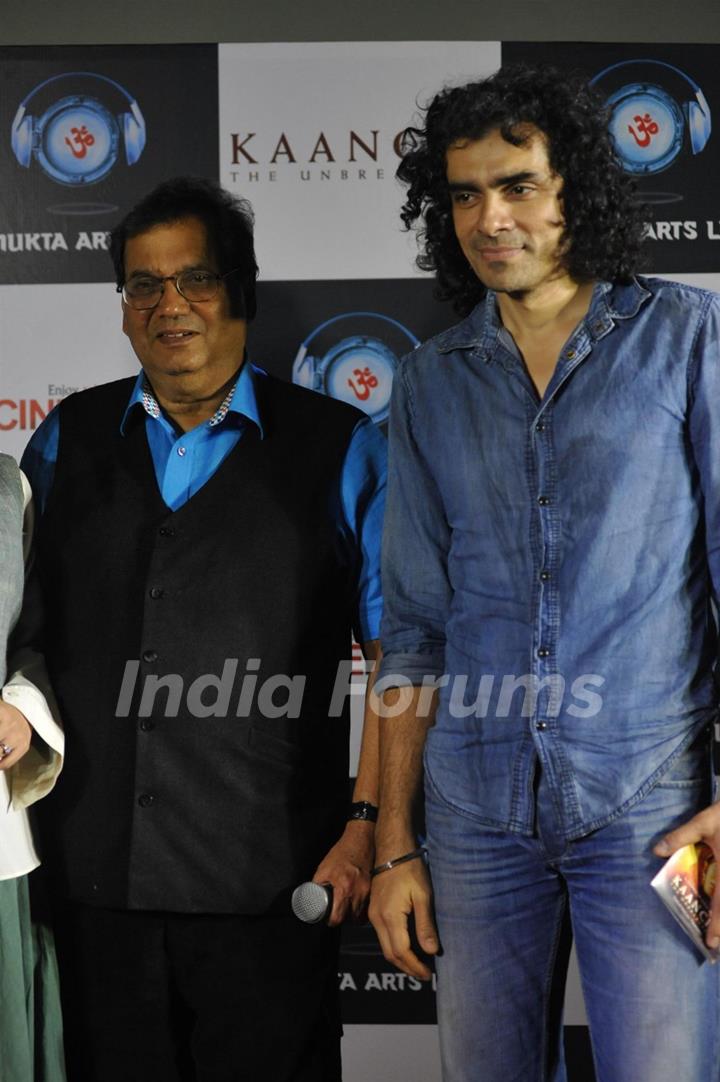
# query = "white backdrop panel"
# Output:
<box><xmin>218</xmin><ymin>42</ymin><xmax>501</xmax><ymax>281</ymax></box>
<box><xmin>0</xmin><ymin>282</ymin><xmax>136</xmax><ymax>462</ymax></box>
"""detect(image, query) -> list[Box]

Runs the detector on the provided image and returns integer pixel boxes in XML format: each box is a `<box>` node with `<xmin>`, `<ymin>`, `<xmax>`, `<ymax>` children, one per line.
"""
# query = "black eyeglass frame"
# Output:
<box><xmin>117</xmin><ymin>267</ymin><xmax>240</xmax><ymax>310</ymax></box>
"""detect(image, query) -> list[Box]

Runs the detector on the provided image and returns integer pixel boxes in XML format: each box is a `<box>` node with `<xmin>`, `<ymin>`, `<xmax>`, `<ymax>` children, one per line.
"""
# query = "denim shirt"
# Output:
<box><xmin>379</xmin><ymin>277</ymin><xmax>720</xmax><ymax>840</ymax></box>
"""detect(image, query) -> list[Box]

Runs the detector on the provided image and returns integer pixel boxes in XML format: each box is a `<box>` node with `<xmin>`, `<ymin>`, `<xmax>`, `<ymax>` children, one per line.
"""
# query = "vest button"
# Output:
<box><xmin>142</xmin><ymin>649</ymin><xmax>158</xmax><ymax>663</ymax></box>
<box><xmin>138</xmin><ymin>793</ymin><xmax>155</xmax><ymax>808</ymax></box>
<box><xmin>139</xmin><ymin>719</ymin><xmax>155</xmax><ymax>732</ymax></box>
<box><xmin>159</xmin><ymin>526</ymin><xmax>175</xmax><ymax>537</ymax></box>
<box><xmin>149</xmin><ymin>587</ymin><xmax>164</xmax><ymax>600</ymax></box>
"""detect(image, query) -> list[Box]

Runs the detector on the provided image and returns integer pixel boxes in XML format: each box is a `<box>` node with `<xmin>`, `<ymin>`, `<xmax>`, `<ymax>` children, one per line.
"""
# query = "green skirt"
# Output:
<box><xmin>0</xmin><ymin>873</ymin><xmax>66</xmax><ymax>1082</ymax></box>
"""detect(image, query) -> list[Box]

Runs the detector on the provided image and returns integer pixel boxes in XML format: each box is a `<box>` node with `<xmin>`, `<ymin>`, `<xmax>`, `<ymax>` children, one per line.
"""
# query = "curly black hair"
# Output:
<box><xmin>397</xmin><ymin>64</ymin><xmax>646</xmax><ymax>315</ymax></box>
<box><xmin>110</xmin><ymin>176</ymin><xmax>258</xmax><ymax>321</ymax></box>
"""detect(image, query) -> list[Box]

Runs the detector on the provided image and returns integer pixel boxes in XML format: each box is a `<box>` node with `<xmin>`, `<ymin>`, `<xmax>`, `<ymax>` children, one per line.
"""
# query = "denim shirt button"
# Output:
<box><xmin>538</xmin><ymin>496</ymin><xmax>550</xmax><ymax>506</ymax></box>
<box><xmin>538</xmin><ymin>647</ymin><xmax>550</xmax><ymax>658</ymax></box>
<box><xmin>536</xmin><ymin>721</ymin><xmax>548</xmax><ymax>731</ymax></box>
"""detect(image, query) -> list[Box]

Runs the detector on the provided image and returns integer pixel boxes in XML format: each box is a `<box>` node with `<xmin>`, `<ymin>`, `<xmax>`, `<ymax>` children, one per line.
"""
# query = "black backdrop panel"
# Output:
<box><xmin>502</xmin><ymin>42</ymin><xmax>720</xmax><ymax>273</ymax></box>
<box><xmin>0</xmin><ymin>45</ymin><xmax>218</xmax><ymax>284</ymax></box>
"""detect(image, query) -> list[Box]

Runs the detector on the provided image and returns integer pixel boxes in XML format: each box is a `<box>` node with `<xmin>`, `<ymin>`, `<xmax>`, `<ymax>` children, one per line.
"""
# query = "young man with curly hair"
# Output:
<box><xmin>369</xmin><ymin>64</ymin><xmax>720</xmax><ymax>1082</ymax></box>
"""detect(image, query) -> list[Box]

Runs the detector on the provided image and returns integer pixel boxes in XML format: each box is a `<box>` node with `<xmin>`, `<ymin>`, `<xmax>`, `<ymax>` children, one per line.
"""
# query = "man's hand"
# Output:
<box><xmin>311</xmin><ymin>820</ymin><xmax>374</xmax><ymax>926</ymax></box>
<box><xmin>369</xmin><ymin>857</ymin><xmax>439</xmax><ymax>980</ymax></box>
<box><xmin>654</xmin><ymin>801</ymin><xmax>720</xmax><ymax>949</ymax></box>
<box><xmin>0</xmin><ymin>700</ymin><xmax>32</xmax><ymax>770</ymax></box>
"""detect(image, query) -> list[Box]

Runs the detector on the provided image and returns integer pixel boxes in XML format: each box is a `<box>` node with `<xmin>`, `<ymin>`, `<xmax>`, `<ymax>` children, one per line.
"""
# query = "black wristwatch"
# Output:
<box><xmin>348</xmin><ymin>800</ymin><xmax>378</xmax><ymax>823</ymax></box>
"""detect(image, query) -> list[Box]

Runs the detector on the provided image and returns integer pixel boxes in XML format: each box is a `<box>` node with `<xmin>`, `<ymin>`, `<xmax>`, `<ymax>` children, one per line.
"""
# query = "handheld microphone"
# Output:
<box><xmin>291</xmin><ymin>881</ymin><xmax>333</xmax><ymax>924</ymax></box>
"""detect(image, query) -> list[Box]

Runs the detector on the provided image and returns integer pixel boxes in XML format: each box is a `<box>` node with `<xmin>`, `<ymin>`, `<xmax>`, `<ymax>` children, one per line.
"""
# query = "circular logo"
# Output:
<box><xmin>37</xmin><ymin>95</ymin><xmax>119</xmax><ymax>185</ymax></box>
<box><xmin>293</xmin><ymin>312</ymin><xmax>418</xmax><ymax>424</ymax></box>
<box><xmin>606</xmin><ymin>84</ymin><xmax>684</xmax><ymax>175</ymax></box>
<box><xmin>323</xmin><ymin>336</ymin><xmax>397</xmax><ymax>419</ymax></box>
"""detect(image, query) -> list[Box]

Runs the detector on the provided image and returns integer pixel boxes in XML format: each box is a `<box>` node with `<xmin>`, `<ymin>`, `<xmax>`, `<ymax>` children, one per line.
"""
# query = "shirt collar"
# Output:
<box><xmin>120</xmin><ymin>361</ymin><xmax>265</xmax><ymax>438</ymax></box>
<box><xmin>433</xmin><ymin>278</ymin><xmax>652</xmax><ymax>359</ymax></box>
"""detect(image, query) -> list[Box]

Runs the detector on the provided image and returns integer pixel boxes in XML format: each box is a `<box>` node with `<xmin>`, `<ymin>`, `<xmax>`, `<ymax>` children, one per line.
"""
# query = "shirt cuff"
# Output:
<box><xmin>2</xmin><ymin>674</ymin><xmax>64</xmax><ymax>811</ymax></box>
<box><xmin>376</xmin><ymin>650</ymin><xmax>446</xmax><ymax>688</ymax></box>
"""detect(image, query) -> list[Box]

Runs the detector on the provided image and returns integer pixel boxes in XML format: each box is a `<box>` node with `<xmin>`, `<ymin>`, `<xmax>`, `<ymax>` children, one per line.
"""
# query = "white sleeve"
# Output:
<box><xmin>1</xmin><ymin>471</ymin><xmax>64</xmax><ymax>810</ymax></box>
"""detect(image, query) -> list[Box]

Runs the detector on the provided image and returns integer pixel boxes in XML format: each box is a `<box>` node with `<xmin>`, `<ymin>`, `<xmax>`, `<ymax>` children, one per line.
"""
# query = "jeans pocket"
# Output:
<box><xmin>655</xmin><ymin>724</ymin><xmax>712</xmax><ymax>789</ymax></box>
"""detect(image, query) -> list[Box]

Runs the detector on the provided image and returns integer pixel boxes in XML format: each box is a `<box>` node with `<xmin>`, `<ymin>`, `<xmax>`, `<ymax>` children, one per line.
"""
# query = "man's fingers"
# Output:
<box><xmin>413</xmin><ymin>900</ymin><xmax>440</xmax><ymax>955</ymax></box>
<box><xmin>707</xmin><ymin>888</ymin><xmax>720</xmax><ymax>950</ymax></box>
<box><xmin>313</xmin><ymin>866</ymin><xmax>370</xmax><ymax>926</ymax></box>
<box><xmin>381</xmin><ymin>913</ymin><xmax>434</xmax><ymax>980</ymax></box>
<box><xmin>654</xmin><ymin>805</ymin><xmax>720</xmax><ymax>857</ymax></box>
<box><xmin>654</xmin><ymin>825</ymin><xmax>701</xmax><ymax>857</ymax></box>
<box><xmin>326</xmin><ymin>876</ymin><xmax>364</xmax><ymax>926</ymax></box>
<box><xmin>369</xmin><ymin>867</ymin><xmax>437</xmax><ymax>980</ymax></box>
<box><xmin>327</xmin><ymin>891</ymin><xmax>349</xmax><ymax>927</ymax></box>
<box><xmin>651</xmin><ymin>802</ymin><xmax>720</xmax><ymax>950</ymax></box>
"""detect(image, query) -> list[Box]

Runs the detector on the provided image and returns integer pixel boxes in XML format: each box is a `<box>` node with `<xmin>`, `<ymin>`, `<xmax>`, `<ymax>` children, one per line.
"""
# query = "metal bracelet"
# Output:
<box><xmin>371</xmin><ymin>847</ymin><xmax>427</xmax><ymax>878</ymax></box>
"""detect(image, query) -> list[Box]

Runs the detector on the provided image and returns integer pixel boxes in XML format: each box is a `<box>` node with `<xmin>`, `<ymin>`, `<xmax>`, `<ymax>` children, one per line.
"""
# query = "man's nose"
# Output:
<box><xmin>474</xmin><ymin>193</ymin><xmax>513</xmax><ymax>236</ymax></box>
<box><xmin>155</xmin><ymin>277</ymin><xmax>191</xmax><ymax>314</ymax></box>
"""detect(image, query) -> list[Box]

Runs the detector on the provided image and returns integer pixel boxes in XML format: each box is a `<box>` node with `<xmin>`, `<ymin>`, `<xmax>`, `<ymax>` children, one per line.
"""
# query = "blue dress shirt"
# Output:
<box><xmin>22</xmin><ymin>363</ymin><xmax>386</xmax><ymax>643</ymax></box>
<box><xmin>379</xmin><ymin>277</ymin><xmax>720</xmax><ymax>841</ymax></box>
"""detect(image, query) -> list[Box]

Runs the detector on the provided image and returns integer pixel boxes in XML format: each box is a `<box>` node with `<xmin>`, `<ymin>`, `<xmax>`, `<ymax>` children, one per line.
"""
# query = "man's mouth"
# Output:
<box><xmin>156</xmin><ymin>330</ymin><xmax>196</xmax><ymax>341</ymax></box>
<box><xmin>476</xmin><ymin>246</ymin><xmax>524</xmax><ymax>260</ymax></box>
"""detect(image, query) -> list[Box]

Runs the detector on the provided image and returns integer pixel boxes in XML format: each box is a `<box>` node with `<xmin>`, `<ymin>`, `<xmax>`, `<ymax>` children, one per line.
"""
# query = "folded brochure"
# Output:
<box><xmin>651</xmin><ymin>842</ymin><xmax>718</xmax><ymax>963</ymax></box>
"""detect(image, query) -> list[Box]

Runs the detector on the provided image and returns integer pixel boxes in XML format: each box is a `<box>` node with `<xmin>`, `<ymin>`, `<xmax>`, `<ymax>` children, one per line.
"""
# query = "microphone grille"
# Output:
<box><xmin>291</xmin><ymin>881</ymin><xmax>331</xmax><ymax>924</ymax></box>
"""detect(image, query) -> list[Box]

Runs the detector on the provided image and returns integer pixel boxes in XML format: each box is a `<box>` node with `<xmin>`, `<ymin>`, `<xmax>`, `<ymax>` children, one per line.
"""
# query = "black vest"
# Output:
<box><xmin>37</xmin><ymin>373</ymin><xmax>364</xmax><ymax>913</ymax></box>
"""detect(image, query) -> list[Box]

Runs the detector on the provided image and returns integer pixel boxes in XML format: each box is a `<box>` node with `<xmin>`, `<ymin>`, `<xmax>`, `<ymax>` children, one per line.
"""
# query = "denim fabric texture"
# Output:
<box><xmin>379</xmin><ymin>277</ymin><xmax>720</xmax><ymax>841</ymax></box>
<box><xmin>425</xmin><ymin>730</ymin><xmax>720</xmax><ymax>1082</ymax></box>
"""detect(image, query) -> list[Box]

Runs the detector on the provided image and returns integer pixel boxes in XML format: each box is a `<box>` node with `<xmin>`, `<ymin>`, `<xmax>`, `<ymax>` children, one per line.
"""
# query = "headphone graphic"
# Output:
<box><xmin>293</xmin><ymin>312</ymin><xmax>419</xmax><ymax>424</ymax></box>
<box><xmin>11</xmin><ymin>71</ymin><xmax>146</xmax><ymax>186</ymax></box>
<box><xmin>590</xmin><ymin>59</ymin><xmax>711</xmax><ymax>175</ymax></box>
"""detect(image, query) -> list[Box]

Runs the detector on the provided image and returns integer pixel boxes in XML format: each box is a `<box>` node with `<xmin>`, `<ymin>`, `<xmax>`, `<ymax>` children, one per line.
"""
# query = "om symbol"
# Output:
<box><xmin>627</xmin><ymin>113</ymin><xmax>659</xmax><ymax>148</ymax></box>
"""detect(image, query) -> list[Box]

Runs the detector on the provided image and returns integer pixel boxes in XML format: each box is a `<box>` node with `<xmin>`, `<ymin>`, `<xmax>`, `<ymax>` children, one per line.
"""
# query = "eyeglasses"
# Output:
<box><xmin>118</xmin><ymin>268</ymin><xmax>239</xmax><ymax>310</ymax></box>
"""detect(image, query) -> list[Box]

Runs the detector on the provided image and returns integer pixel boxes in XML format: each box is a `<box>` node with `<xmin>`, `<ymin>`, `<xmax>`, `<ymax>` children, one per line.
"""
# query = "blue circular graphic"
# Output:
<box><xmin>323</xmin><ymin>336</ymin><xmax>397</xmax><ymax>418</ymax></box>
<box><xmin>293</xmin><ymin>312</ymin><xmax>418</xmax><ymax>424</ymax></box>
<box><xmin>37</xmin><ymin>95</ymin><xmax>119</xmax><ymax>185</ymax></box>
<box><xmin>607</xmin><ymin>84</ymin><xmax>684</xmax><ymax>174</ymax></box>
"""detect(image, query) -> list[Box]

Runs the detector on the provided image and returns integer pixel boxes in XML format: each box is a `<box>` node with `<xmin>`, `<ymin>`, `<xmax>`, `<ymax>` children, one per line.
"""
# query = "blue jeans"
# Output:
<box><xmin>425</xmin><ymin>733</ymin><xmax>720</xmax><ymax>1082</ymax></box>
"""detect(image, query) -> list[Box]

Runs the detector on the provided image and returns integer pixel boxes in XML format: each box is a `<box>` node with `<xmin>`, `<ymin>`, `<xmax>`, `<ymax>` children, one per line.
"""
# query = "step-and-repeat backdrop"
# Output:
<box><xmin>1</xmin><ymin>39</ymin><xmax>717</xmax><ymax>1078</ymax></box>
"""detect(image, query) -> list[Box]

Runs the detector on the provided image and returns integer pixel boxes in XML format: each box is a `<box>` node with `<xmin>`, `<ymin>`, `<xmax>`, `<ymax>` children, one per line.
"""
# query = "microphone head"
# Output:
<box><xmin>291</xmin><ymin>881</ymin><xmax>333</xmax><ymax>924</ymax></box>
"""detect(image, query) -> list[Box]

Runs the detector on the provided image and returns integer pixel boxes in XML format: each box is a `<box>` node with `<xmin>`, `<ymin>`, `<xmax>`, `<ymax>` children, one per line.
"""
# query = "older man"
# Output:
<box><xmin>369</xmin><ymin>65</ymin><xmax>720</xmax><ymax>1082</ymax></box>
<box><xmin>23</xmin><ymin>177</ymin><xmax>386</xmax><ymax>1082</ymax></box>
